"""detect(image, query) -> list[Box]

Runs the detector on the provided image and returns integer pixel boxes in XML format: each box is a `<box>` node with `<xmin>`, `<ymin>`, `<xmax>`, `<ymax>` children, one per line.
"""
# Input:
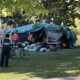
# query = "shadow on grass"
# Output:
<box><xmin>0</xmin><ymin>49</ymin><xmax>80</xmax><ymax>78</ymax></box>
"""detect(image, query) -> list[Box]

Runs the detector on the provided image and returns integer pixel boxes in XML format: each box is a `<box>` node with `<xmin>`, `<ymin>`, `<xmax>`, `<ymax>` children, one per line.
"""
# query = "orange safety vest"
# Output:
<box><xmin>13</xmin><ymin>33</ymin><xmax>18</xmax><ymax>40</ymax></box>
<box><xmin>29</xmin><ymin>34</ymin><xmax>33</xmax><ymax>40</ymax></box>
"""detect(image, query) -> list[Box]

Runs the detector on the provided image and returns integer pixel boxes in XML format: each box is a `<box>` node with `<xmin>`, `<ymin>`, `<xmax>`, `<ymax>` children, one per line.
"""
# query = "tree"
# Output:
<box><xmin>0</xmin><ymin>0</ymin><xmax>80</xmax><ymax>28</ymax></box>
<box><xmin>0</xmin><ymin>0</ymin><xmax>48</xmax><ymax>28</ymax></box>
<box><xmin>42</xmin><ymin>0</ymin><xmax>80</xmax><ymax>27</ymax></box>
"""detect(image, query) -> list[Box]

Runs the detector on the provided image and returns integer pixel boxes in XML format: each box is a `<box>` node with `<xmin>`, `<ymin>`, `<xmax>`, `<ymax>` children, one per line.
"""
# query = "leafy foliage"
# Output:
<box><xmin>0</xmin><ymin>0</ymin><xmax>80</xmax><ymax>28</ymax></box>
<box><xmin>43</xmin><ymin>0</ymin><xmax>80</xmax><ymax>26</ymax></box>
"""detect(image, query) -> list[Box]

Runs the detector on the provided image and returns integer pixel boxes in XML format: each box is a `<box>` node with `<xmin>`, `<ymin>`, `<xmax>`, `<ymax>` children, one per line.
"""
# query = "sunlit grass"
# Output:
<box><xmin>0</xmin><ymin>49</ymin><xmax>80</xmax><ymax>79</ymax></box>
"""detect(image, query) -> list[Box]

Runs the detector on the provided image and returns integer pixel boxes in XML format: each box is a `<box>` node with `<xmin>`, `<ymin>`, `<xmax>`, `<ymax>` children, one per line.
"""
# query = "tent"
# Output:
<box><xmin>6</xmin><ymin>23</ymin><xmax>77</xmax><ymax>45</ymax></box>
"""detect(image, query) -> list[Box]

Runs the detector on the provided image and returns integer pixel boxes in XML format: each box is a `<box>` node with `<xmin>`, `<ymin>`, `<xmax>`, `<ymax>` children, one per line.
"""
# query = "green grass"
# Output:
<box><xmin>0</xmin><ymin>49</ymin><xmax>80</xmax><ymax>79</ymax></box>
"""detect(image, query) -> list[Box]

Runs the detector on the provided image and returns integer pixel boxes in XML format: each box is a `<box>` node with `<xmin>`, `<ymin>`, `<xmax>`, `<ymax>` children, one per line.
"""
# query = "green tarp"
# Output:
<box><xmin>70</xmin><ymin>29</ymin><xmax>77</xmax><ymax>43</ymax></box>
<box><xmin>46</xmin><ymin>24</ymin><xmax>63</xmax><ymax>31</ymax></box>
<box><xmin>62</xmin><ymin>26</ymin><xmax>77</xmax><ymax>43</ymax></box>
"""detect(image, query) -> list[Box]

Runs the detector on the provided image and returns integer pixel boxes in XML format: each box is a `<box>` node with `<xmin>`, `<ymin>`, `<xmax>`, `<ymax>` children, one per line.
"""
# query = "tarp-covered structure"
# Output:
<box><xmin>6</xmin><ymin>23</ymin><xmax>77</xmax><ymax>45</ymax></box>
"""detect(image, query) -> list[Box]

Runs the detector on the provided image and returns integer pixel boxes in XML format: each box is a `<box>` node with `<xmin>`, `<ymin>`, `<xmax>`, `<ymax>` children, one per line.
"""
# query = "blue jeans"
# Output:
<box><xmin>14</xmin><ymin>40</ymin><xmax>18</xmax><ymax>46</ymax></box>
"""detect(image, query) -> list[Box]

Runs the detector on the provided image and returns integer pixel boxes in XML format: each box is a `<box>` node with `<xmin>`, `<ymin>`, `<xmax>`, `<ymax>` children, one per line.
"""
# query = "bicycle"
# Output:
<box><xmin>10</xmin><ymin>43</ymin><xmax>30</xmax><ymax>59</ymax></box>
<box><xmin>10</xmin><ymin>46</ymin><xmax>18</xmax><ymax>58</ymax></box>
<box><xmin>19</xmin><ymin>48</ymin><xmax>30</xmax><ymax>59</ymax></box>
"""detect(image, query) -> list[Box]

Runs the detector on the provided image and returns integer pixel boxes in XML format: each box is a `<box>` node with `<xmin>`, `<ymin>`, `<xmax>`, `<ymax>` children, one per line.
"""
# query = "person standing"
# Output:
<box><xmin>0</xmin><ymin>34</ymin><xmax>11</xmax><ymax>67</ymax></box>
<box><xmin>13</xmin><ymin>32</ymin><xmax>19</xmax><ymax>46</ymax></box>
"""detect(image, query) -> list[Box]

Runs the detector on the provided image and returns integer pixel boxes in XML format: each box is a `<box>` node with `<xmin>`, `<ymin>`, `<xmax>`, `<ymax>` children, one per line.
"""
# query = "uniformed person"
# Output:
<box><xmin>0</xmin><ymin>33</ymin><xmax>11</xmax><ymax>67</ymax></box>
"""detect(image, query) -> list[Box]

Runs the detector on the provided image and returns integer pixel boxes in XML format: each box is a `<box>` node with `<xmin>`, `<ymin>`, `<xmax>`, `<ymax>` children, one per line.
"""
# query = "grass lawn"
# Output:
<box><xmin>0</xmin><ymin>49</ymin><xmax>80</xmax><ymax>79</ymax></box>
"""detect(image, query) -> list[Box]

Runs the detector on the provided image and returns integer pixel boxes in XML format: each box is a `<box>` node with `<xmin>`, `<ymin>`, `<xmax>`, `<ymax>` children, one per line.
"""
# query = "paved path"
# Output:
<box><xmin>21</xmin><ymin>77</ymin><xmax>80</xmax><ymax>80</ymax></box>
<box><xmin>1</xmin><ymin>77</ymin><xmax>80</xmax><ymax>80</ymax></box>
